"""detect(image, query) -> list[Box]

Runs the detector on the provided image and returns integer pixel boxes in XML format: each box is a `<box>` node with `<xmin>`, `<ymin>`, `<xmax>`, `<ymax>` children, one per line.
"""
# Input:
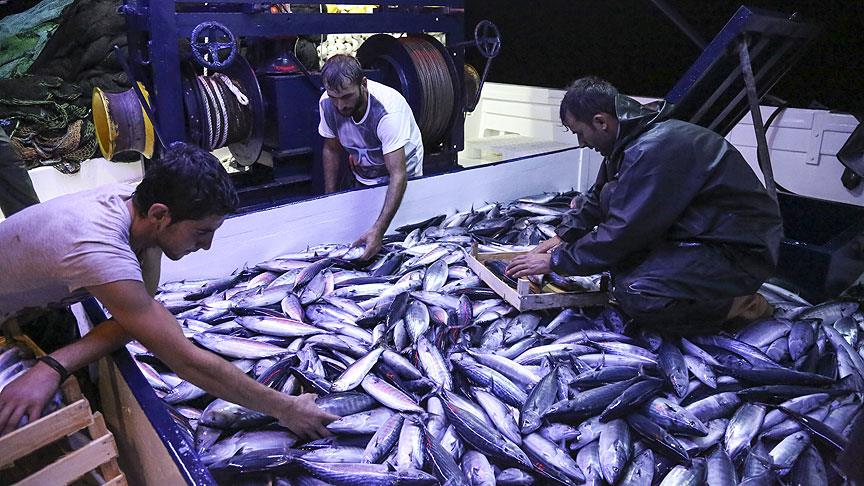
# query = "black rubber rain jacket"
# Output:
<box><xmin>550</xmin><ymin>95</ymin><xmax>783</xmax><ymax>329</ymax></box>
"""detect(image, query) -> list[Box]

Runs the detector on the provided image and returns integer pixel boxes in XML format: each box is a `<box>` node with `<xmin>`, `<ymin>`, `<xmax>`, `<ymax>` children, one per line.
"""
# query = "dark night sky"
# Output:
<box><xmin>1</xmin><ymin>1</ymin><xmax>860</xmax><ymax>112</ymax></box>
<box><xmin>465</xmin><ymin>0</ymin><xmax>864</xmax><ymax>114</ymax></box>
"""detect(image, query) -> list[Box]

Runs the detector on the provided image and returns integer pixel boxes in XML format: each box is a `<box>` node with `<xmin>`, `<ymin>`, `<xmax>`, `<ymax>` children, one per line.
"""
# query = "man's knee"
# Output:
<box><xmin>612</xmin><ymin>278</ymin><xmax>676</xmax><ymax>323</ymax></box>
<box><xmin>613</xmin><ymin>279</ymin><xmax>732</xmax><ymax>333</ymax></box>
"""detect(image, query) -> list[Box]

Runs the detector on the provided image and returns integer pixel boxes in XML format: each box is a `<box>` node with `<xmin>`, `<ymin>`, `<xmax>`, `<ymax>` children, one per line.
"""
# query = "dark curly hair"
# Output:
<box><xmin>321</xmin><ymin>54</ymin><xmax>364</xmax><ymax>90</ymax></box>
<box><xmin>559</xmin><ymin>76</ymin><xmax>619</xmax><ymax>124</ymax></box>
<box><xmin>132</xmin><ymin>142</ymin><xmax>238</xmax><ymax>223</ymax></box>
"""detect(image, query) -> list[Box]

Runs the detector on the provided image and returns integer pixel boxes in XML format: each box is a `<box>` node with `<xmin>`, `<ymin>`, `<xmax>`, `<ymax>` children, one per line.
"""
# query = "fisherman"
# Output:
<box><xmin>0</xmin><ymin>143</ymin><xmax>338</xmax><ymax>436</ymax></box>
<box><xmin>507</xmin><ymin>77</ymin><xmax>783</xmax><ymax>333</ymax></box>
<box><xmin>318</xmin><ymin>54</ymin><xmax>424</xmax><ymax>260</ymax></box>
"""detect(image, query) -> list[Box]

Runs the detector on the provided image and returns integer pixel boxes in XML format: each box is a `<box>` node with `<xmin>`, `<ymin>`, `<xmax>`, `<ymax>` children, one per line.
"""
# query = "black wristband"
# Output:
<box><xmin>38</xmin><ymin>356</ymin><xmax>70</xmax><ymax>384</ymax></box>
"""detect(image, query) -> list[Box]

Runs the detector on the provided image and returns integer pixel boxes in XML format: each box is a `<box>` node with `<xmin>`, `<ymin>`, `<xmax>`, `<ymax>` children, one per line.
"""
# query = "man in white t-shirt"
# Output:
<box><xmin>0</xmin><ymin>143</ymin><xmax>337</xmax><ymax>437</ymax></box>
<box><xmin>318</xmin><ymin>54</ymin><xmax>424</xmax><ymax>260</ymax></box>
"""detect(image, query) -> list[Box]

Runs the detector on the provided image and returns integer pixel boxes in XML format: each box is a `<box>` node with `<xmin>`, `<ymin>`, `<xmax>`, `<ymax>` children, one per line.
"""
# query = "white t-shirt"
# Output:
<box><xmin>318</xmin><ymin>79</ymin><xmax>424</xmax><ymax>185</ymax></box>
<box><xmin>0</xmin><ymin>183</ymin><xmax>160</xmax><ymax>320</ymax></box>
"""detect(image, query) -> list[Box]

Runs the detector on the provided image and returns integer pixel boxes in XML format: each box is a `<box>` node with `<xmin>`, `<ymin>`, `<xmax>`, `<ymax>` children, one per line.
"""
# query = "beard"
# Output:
<box><xmin>339</xmin><ymin>99</ymin><xmax>362</xmax><ymax>118</ymax></box>
<box><xmin>338</xmin><ymin>86</ymin><xmax>366</xmax><ymax>118</ymax></box>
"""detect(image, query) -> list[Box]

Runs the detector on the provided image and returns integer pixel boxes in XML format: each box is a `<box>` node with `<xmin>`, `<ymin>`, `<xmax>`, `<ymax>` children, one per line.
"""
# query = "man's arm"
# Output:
<box><xmin>0</xmin><ymin>318</ymin><xmax>129</xmax><ymax>434</ymax></box>
<box><xmin>0</xmin><ymin>280</ymin><xmax>338</xmax><ymax>436</ymax></box>
<box><xmin>354</xmin><ymin>147</ymin><xmax>407</xmax><ymax>260</ymax></box>
<box><xmin>322</xmin><ymin>137</ymin><xmax>343</xmax><ymax>194</ymax></box>
<box><xmin>92</xmin><ymin>280</ymin><xmax>338</xmax><ymax>437</ymax></box>
<box><xmin>555</xmin><ymin>180</ymin><xmax>604</xmax><ymax>244</ymax></box>
<box><xmin>550</xmin><ymin>135</ymin><xmax>713</xmax><ymax>276</ymax></box>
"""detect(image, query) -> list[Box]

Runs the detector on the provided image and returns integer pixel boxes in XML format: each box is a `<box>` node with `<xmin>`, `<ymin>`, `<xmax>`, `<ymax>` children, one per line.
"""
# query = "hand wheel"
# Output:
<box><xmin>191</xmin><ymin>21</ymin><xmax>237</xmax><ymax>70</ymax></box>
<box><xmin>474</xmin><ymin>20</ymin><xmax>501</xmax><ymax>59</ymax></box>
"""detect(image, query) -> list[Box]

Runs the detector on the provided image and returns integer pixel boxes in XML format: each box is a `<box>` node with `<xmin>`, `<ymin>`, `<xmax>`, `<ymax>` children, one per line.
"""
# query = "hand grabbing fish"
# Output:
<box><xmin>275</xmin><ymin>393</ymin><xmax>340</xmax><ymax>440</ymax></box>
<box><xmin>352</xmin><ymin>228</ymin><xmax>380</xmax><ymax>261</ymax></box>
<box><xmin>506</xmin><ymin>253</ymin><xmax>552</xmax><ymax>278</ymax></box>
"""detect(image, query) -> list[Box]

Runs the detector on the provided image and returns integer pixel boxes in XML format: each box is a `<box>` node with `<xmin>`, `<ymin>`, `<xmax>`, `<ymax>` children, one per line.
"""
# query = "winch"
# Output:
<box><xmin>92</xmin><ymin>1</ymin><xmax>501</xmax><ymax>209</ymax></box>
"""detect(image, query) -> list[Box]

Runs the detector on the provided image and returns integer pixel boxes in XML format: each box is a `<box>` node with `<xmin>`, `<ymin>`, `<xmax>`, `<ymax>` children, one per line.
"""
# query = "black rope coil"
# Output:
<box><xmin>399</xmin><ymin>36</ymin><xmax>455</xmax><ymax>146</ymax></box>
<box><xmin>192</xmin><ymin>72</ymin><xmax>252</xmax><ymax>151</ymax></box>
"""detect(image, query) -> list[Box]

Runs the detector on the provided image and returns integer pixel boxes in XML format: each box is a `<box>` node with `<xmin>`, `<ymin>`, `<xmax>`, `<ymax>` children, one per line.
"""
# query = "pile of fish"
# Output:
<box><xmin>128</xmin><ymin>192</ymin><xmax>864</xmax><ymax>485</ymax></box>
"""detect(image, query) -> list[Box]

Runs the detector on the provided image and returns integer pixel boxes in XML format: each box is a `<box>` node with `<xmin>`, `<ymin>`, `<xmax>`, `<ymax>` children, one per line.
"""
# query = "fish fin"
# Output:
<box><xmin>534</xmin><ymin>329</ymin><xmax>556</xmax><ymax>341</ymax></box>
<box><xmin>417</xmin><ymin>389</ymin><xmax>438</xmax><ymax>403</ymax></box>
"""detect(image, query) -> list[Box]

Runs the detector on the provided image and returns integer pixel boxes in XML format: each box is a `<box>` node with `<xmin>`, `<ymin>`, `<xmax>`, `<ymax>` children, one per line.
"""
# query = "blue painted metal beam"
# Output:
<box><xmin>147</xmin><ymin>2</ymin><xmax>186</xmax><ymax>143</ymax></box>
<box><xmin>172</xmin><ymin>12</ymin><xmax>461</xmax><ymax>36</ymax></box>
<box><xmin>173</xmin><ymin>0</ymin><xmax>463</xmax><ymax>6</ymax></box>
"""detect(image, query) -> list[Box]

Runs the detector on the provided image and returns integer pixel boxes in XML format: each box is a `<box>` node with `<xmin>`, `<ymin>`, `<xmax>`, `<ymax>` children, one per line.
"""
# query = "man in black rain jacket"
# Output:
<box><xmin>507</xmin><ymin>77</ymin><xmax>783</xmax><ymax>333</ymax></box>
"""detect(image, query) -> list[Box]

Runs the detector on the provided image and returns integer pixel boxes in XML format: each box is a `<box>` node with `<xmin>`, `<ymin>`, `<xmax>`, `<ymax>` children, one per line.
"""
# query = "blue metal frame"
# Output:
<box><xmin>122</xmin><ymin>1</ymin><xmax>466</xmax><ymax>147</ymax></box>
<box><xmin>81</xmin><ymin>298</ymin><xmax>217</xmax><ymax>486</ymax></box>
<box><xmin>665</xmin><ymin>5</ymin><xmax>819</xmax><ymax>136</ymax></box>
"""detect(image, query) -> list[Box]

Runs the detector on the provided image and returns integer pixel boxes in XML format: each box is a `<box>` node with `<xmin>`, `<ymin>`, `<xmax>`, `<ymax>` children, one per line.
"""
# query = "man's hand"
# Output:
<box><xmin>274</xmin><ymin>393</ymin><xmax>339</xmax><ymax>440</ymax></box>
<box><xmin>353</xmin><ymin>228</ymin><xmax>383</xmax><ymax>261</ymax></box>
<box><xmin>528</xmin><ymin>236</ymin><xmax>562</xmax><ymax>255</ymax></box>
<box><xmin>506</xmin><ymin>253</ymin><xmax>552</xmax><ymax>278</ymax></box>
<box><xmin>0</xmin><ymin>362</ymin><xmax>60</xmax><ymax>435</ymax></box>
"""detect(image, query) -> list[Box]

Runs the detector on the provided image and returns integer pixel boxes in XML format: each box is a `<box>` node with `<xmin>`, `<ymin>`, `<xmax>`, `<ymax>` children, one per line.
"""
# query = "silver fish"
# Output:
<box><xmin>327</xmin><ymin>407</ymin><xmax>395</xmax><ymax>435</ymax></box>
<box><xmin>362</xmin><ymin>412</ymin><xmax>405</xmax><ymax>463</ymax></box>
<box><xmin>332</xmin><ymin>347</ymin><xmax>384</xmax><ymax>392</ymax></box>
<box><xmin>361</xmin><ymin>375</ymin><xmax>423</xmax><ymax>412</ymax></box>
<box><xmin>724</xmin><ymin>403</ymin><xmax>766</xmax><ymax>459</ymax></box>
<box><xmin>417</xmin><ymin>335</ymin><xmax>452</xmax><ymax>391</ymax></box>
<box><xmin>598</xmin><ymin>419</ymin><xmax>631</xmax><ymax>484</ymax></box>
<box><xmin>461</xmin><ymin>449</ymin><xmax>495</xmax><ymax>486</ymax></box>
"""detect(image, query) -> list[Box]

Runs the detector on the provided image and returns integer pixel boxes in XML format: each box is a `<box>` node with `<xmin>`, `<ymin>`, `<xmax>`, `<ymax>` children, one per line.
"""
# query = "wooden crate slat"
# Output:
<box><xmin>1</xmin><ymin>334</ymin><xmax>125</xmax><ymax>484</ymax></box>
<box><xmin>465</xmin><ymin>250</ymin><xmax>523</xmax><ymax>306</ymax></box>
<box><xmin>89</xmin><ymin>412</ymin><xmax>123</xmax><ymax>480</ymax></box>
<box><xmin>61</xmin><ymin>377</ymin><xmax>84</xmax><ymax>402</ymax></box>
<box><xmin>519</xmin><ymin>290</ymin><xmax>611</xmax><ymax>310</ymax></box>
<box><xmin>101</xmin><ymin>474</ymin><xmax>128</xmax><ymax>486</ymax></box>
<box><xmin>516</xmin><ymin>278</ymin><xmax>532</xmax><ymax>295</ymax></box>
<box><xmin>467</xmin><ymin>247</ymin><xmax>609</xmax><ymax>311</ymax></box>
<box><xmin>14</xmin><ymin>433</ymin><xmax>118</xmax><ymax>486</ymax></box>
<box><xmin>474</xmin><ymin>250</ymin><xmax>528</xmax><ymax>261</ymax></box>
<box><xmin>0</xmin><ymin>399</ymin><xmax>93</xmax><ymax>465</ymax></box>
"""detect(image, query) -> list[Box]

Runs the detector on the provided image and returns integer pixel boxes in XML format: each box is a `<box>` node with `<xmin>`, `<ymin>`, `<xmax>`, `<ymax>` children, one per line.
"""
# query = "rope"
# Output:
<box><xmin>399</xmin><ymin>36</ymin><xmax>455</xmax><ymax>146</ymax></box>
<box><xmin>195</xmin><ymin>75</ymin><xmax>216</xmax><ymax>150</ymax></box>
<box><xmin>207</xmin><ymin>76</ymin><xmax>228</xmax><ymax>148</ymax></box>
<box><xmin>191</xmin><ymin>72</ymin><xmax>253</xmax><ymax>151</ymax></box>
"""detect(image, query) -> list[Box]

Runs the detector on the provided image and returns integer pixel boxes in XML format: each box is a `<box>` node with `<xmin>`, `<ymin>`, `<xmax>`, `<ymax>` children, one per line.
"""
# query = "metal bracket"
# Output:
<box><xmin>738</xmin><ymin>36</ymin><xmax>778</xmax><ymax>201</ymax></box>
<box><xmin>113</xmin><ymin>45</ymin><xmax>167</xmax><ymax>151</ymax></box>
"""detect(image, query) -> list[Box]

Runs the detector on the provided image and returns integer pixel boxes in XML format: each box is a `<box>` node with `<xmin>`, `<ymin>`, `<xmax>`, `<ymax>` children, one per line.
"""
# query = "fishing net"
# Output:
<box><xmin>0</xmin><ymin>0</ymin><xmax>74</xmax><ymax>78</ymax></box>
<box><xmin>0</xmin><ymin>75</ymin><xmax>97</xmax><ymax>173</ymax></box>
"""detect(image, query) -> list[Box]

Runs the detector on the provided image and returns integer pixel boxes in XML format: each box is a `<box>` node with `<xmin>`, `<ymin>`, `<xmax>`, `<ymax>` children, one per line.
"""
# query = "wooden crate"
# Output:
<box><xmin>0</xmin><ymin>334</ymin><xmax>126</xmax><ymax>486</ymax></box>
<box><xmin>466</xmin><ymin>245</ymin><xmax>609</xmax><ymax>311</ymax></box>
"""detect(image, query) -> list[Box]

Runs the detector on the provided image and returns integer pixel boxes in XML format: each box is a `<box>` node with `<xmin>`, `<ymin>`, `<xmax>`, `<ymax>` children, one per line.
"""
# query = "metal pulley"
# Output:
<box><xmin>357</xmin><ymin>34</ymin><xmax>460</xmax><ymax>147</ymax></box>
<box><xmin>95</xmin><ymin>46</ymin><xmax>263</xmax><ymax>165</ymax></box>
<box><xmin>182</xmin><ymin>56</ymin><xmax>264</xmax><ymax>165</ymax></box>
